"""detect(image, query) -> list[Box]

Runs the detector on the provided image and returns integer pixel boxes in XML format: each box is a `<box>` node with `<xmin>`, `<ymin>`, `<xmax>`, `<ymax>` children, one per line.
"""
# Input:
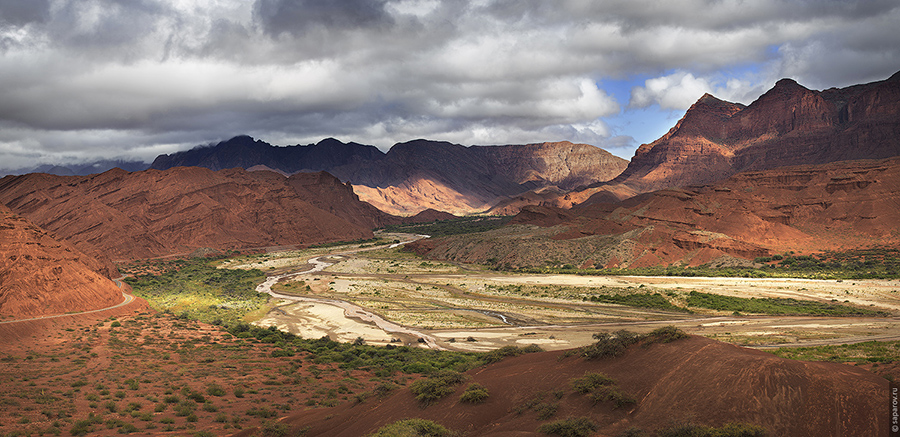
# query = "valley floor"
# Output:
<box><xmin>235</xmin><ymin>234</ymin><xmax>900</xmax><ymax>352</ymax></box>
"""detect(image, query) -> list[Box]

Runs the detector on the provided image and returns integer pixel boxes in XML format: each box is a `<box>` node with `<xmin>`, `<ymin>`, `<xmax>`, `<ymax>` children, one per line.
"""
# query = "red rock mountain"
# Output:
<box><xmin>150</xmin><ymin>137</ymin><xmax>629</xmax><ymax>216</ymax></box>
<box><xmin>0</xmin><ymin>167</ymin><xmax>381</xmax><ymax>261</ymax></box>
<box><xmin>329</xmin><ymin>140</ymin><xmax>628</xmax><ymax>215</ymax></box>
<box><xmin>0</xmin><ymin>205</ymin><xmax>123</xmax><ymax>318</ymax></box>
<box><xmin>256</xmin><ymin>336</ymin><xmax>885</xmax><ymax>437</ymax></box>
<box><xmin>612</xmin><ymin>71</ymin><xmax>900</xmax><ymax>192</ymax></box>
<box><xmin>410</xmin><ymin>156</ymin><xmax>900</xmax><ymax>268</ymax></box>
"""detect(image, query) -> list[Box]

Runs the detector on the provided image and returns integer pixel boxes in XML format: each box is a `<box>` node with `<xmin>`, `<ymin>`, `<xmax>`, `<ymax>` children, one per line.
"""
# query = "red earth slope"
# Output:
<box><xmin>409</xmin><ymin>156</ymin><xmax>900</xmax><ymax>268</ymax></box>
<box><xmin>0</xmin><ymin>167</ymin><xmax>376</xmax><ymax>261</ymax></box>
<box><xmin>0</xmin><ymin>205</ymin><xmax>122</xmax><ymax>319</ymax></box>
<box><xmin>249</xmin><ymin>336</ymin><xmax>886</xmax><ymax>437</ymax></box>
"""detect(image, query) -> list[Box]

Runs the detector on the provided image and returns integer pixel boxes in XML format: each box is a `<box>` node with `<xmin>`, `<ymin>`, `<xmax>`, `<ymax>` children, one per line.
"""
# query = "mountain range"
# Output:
<box><xmin>150</xmin><ymin>137</ymin><xmax>629</xmax><ymax>215</ymax></box>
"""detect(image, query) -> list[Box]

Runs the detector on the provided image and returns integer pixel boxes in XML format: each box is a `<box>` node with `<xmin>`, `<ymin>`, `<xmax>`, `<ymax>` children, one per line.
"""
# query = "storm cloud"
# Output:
<box><xmin>0</xmin><ymin>0</ymin><xmax>897</xmax><ymax>169</ymax></box>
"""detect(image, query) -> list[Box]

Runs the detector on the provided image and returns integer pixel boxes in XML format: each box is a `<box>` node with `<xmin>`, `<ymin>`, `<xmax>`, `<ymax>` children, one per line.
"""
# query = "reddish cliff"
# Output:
<box><xmin>0</xmin><ymin>205</ymin><xmax>123</xmax><ymax>318</ymax></box>
<box><xmin>410</xmin><ymin>156</ymin><xmax>900</xmax><ymax>268</ymax></box>
<box><xmin>613</xmin><ymin>71</ymin><xmax>900</xmax><ymax>192</ymax></box>
<box><xmin>0</xmin><ymin>167</ymin><xmax>376</xmax><ymax>261</ymax></box>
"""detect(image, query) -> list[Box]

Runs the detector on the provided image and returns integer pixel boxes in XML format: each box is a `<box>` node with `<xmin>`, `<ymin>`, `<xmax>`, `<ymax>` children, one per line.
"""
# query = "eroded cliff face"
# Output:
<box><xmin>614</xmin><ymin>72</ymin><xmax>900</xmax><ymax>192</ymax></box>
<box><xmin>0</xmin><ymin>205</ymin><xmax>122</xmax><ymax>318</ymax></box>
<box><xmin>329</xmin><ymin>140</ymin><xmax>629</xmax><ymax>216</ymax></box>
<box><xmin>409</xmin><ymin>156</ymin><xmax>900</xmax><ymax>268</ymax></box>
<box><xmin>0</xmin><ymin>167</ymin><xmax>376</xmax><ymax>261</ymax></box>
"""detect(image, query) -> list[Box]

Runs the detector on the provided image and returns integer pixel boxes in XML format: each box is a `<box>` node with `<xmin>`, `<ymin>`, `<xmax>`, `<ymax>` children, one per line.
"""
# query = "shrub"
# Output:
<box><xmin>207</xmin><ymin>384</ymin><xmax>226</xmax><ymax>397</ymax></box>
<box><xmin>570</xmin><ymin>372</ymin><xmax>615</xmax><ymax>394</ymax></box>
<box><xmin>656</xmin><ymin>422</ymin><xmax>767</xmax><ymax>437</ymax></box>
<box><xmin>537</xmin><ymin>417</ymin><xmax>597</xmax><ymax>437</ymax></box>
<box><xmin>409</xmin><ymin>370</ymin><xmax>467</xmax><ymax>406</ymax></box>
<box><xmin>255</xmin><ymin>420</ymin><xmax>292</xmax><ymax>437</ymax></box>
<box><xmin>369</xmin><ymin>418</ymin><xmax>453</xmax><ymax>437</ymax></box>
<box><xmin>459</xmin><ymin>383</ymin><xmax>489</xmax><ymax>404</ymax></box>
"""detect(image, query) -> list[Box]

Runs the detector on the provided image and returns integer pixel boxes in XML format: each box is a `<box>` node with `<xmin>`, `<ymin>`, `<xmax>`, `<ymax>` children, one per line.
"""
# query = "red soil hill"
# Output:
<box><xmin>254</xmin><ymin>336</ymin><xmax>885</xmax><ymax>437</ymax></box>
<box><xmin>0</xmin><ymin>205</ymin><xmax>123</xmax><ymax>319</ymax></box>
<box><xmin>0</xmin><ymin>167</ymin><xmax>377</xmax><ymax>261</ymax></box>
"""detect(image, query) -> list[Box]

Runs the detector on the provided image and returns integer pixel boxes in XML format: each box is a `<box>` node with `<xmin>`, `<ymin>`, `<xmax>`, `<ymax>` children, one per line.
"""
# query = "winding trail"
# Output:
<box><xmin>0</xmin><ymin>276</ymin><xmax>135</xmax><ymax>325</ymax></box>
<box><xmin>254</xmin><ymin>236</ymin><xmax>446</xmax><ymax>350</ymax></box>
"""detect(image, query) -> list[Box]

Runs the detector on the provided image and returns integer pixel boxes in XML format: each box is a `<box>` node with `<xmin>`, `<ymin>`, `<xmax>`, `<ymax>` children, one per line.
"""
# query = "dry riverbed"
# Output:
<box><xmin>234</xmin><ymin>237</ymin><xmax>900</xmax><ymax>351</ymax></box>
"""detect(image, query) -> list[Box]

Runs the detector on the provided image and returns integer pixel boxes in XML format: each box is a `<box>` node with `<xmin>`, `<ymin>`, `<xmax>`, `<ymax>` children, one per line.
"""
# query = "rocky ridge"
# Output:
<box><xmin>409</xmin><ymin>156</ymin><xmax>900</xmax><ymax>268</ymax></box>
<box><xmin>150</xmin><ymin>137</ymin><xmax>629</xmax><ymax>216</ymax></box>
<box><xmin>0</xmin><ymin>205</ymin><xmax>123</xmax><ymax>318</ymax></box>
<box><xmin>0</xmin><ymin>167</ymin><xmax>379</xmax><ymax>261</ymax></box>
<box><xmin>611</xmin><ymin>71</ymin><xmax>900</xmax><ymax>192</ymax></box>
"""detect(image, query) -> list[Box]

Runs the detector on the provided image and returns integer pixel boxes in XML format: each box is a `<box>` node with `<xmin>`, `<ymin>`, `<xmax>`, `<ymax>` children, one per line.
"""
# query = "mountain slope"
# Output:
<box><xmin>150</xmin><ymin>136</ymin><xmax>384</xmax><ymax>173</ymax></box>
<box><xmin>0</xmin><ymin>167</ymin><xmax>376</xmax><ymax>261</ymax></box>
<box><xmin>409</xmin><ymin>156</ymin><xmax>900</xmax><ymax>268</ymax></box>
<box><xmin>150</xmin><ymin>137</ymin><xmax>629</xmax><ymax>216</ymax></box>
<box><xmin>333</xmin><ymin>140</ymin><xmax>629</xmax><ymax>215</ymax></box>
<box><xmin>0</xmin><ymin>205</ymin><xmax>123</xmax><ymax>318</ymax></box>
<box><xmin>612</xmin><ymin>71</ymin><xmax>900</xmax><ymax>192</ymax></box>
<box><xmin>260</xmin><ymin>335</ymin><xmax>885</xmax><ymax>437</ymax></box>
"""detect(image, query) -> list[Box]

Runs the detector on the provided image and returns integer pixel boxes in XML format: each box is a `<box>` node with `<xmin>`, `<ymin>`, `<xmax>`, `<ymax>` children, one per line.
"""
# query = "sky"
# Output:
<box><xmin>0</xmin><ymin>0</ymin><xmax>898</xmax><ymax>170</ymax></box>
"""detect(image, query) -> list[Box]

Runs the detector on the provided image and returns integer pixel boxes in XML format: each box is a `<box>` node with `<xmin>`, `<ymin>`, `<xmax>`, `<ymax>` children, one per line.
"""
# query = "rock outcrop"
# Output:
<box><xmin>0</xmin><ymin>167</ymin><xmax>378</xmax><ymax>261</ymax></box>
<box><xmin>612</xmin><ymin>71</ymin><xmax>900</xmax><ymax>192</ymax></box>
<box><xmin>151</xmin><ymin>137</ymin><xmax>629</xmax><ymax>216</ymax></box>
<box><xmin>0</xmin><ymin>205</ymin><xmax>123</xmax><ymax>318</ymax></box>
<box><xmin>409</xmin><ymin>156</ymin><xmax>900</xmax><ymax>268</ymax></box>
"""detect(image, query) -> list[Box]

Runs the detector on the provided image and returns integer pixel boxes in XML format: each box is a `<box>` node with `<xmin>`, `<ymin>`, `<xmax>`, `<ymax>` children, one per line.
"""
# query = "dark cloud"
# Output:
<box><xmin>0</xmin><ymin>0</ymin><xmax>897</xmax><ymax>170</ymax></box>
<box><xmin>0</xmin><ymin>0</ymin><xmax>50</xmax><ymax>26</ymax></box>
<box><xmin>253</xmin><ymin>0</ymin><xmax>395</xmax><ymax>37</ymax></box>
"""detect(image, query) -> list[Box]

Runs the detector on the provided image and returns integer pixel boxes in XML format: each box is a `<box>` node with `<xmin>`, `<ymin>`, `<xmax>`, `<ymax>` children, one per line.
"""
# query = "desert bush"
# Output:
<box><xmin>459</xmin><ymin>383</ymin><xmax>489</xmax><ymax>404</ymax></box>
<box><xmin>656</xmin><ymin>422</ymin><xmax>766</xmax><ymax>437</ymax></box>
<box><xmin>70</xmin><ymin>414</ymin><xmax>103</xmax><ymax>436</ymax></box>
<box><xmin>206</xmin><ymin>383</ymin><xmax>226</xmax><ymax>396</ymax></box>
<box><xmin>644</xmin><ymin>326</ymin><xmax>690</xmax><ymax>345</ymax></box>
<box><xmin>570</xmin><ymin>372</ymin><xmax>615</xmax><ymax>394</ymax></box>
<box><xmin>537</xmin><ymin>417</ymin><xmax>597</xmax><ymax>437</ymax></box>
<box><xmin>409</xmin><ymin>370</ymin><xmax>467</xmax><ymax>406</ymax></box>
<box><xmin>589</xmin><ymin>386</ymin><xmax>636</xmax><ymax>408</ymax></box>
<box><xmin>368</xmin><ymin>418</ymin><xmax>453</xmax><ymax>437</ymax></box>
<box><xmin>482</xmin><ymin>345</ymin><xmax>544</xmax><ymax>364</ymax></box>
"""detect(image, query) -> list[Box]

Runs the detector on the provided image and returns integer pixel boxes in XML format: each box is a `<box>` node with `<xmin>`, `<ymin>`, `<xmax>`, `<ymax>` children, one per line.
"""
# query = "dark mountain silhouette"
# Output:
<box><xmin>150</xmin><ymin>135</ymin><xmax>384</xmax><ymax>173</ymax></box>
<box><xmin>150</xmin><ymin>137</ymin><xmax>629</xmax><ymax>216</ymax></box>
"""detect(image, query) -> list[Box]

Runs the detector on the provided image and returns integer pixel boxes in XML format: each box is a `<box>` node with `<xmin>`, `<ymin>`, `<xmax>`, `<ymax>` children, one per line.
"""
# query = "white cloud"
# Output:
<box><xmin>0</xmin><ymin>0</ymin><xmax>898</xmax><ymax>170</ymax></box>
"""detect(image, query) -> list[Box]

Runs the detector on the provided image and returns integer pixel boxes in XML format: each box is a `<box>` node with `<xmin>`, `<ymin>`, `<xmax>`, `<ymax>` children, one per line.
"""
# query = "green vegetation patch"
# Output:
<box><xmin>580</xmin><ymin>327</ymin><xmax>689</xmax><ymax>360</ymax></box>
<box><xmin>123</xmin><ymin>257</ymin><xmax>267</xmax><ymax>326</ymax></box>
<box><xmin>686</xmin><ymin>291</ymin><xmax>888</xmax><ymax>317</ymax></box>
<box><xmin>771</xmin><ymin>340</ymin><xmax>900</xmax><ymax>364</ymax></box>
<box><xmin>585</xmin><ymin>292</ymin><xmax>689</xmax><ymax>312</ymax></box>
<box><xmin>383</xmin><ymin>216</ymin><xmax>513</xmax><ymax>237</ymax></box>
<box><xmin>518</xmin><ymin>246</ymin><xmax>900</xmax><ymax>280</ymax></box>
<box><xmin>536</xmin><ymin>417</ymin><xmax>598</xmax><ymax>437</ymax></box>
<box><xmin>369</xmin><ymin>418</ymin><xmax>454</xmax><ymax>437</ymax></box>
<box><xmin>459</xmin><ymin>383</ymin><xmax>489</xmax><ymax>404</ymax></box>
<box><xmin>409</xmin><ymin>370</ymin><xmax>467</xmax><ymax>406</ymax></box>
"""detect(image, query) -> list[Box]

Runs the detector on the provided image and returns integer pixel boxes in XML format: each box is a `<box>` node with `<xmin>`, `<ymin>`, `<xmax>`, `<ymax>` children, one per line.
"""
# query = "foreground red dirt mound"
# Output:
<box><xmin>254</xmin><ymin>336</ymin><xmax>885</xmax><ymax>436</ymax></box>
<box><xmin>0</xmin><ymin>205</ymin><xmax>123</xmax><ymax>319</ymax></box>
<box><xmin>0</xmin><ymin>167</ymin><xmax>378</xmax><ymax>260</ymax></box>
